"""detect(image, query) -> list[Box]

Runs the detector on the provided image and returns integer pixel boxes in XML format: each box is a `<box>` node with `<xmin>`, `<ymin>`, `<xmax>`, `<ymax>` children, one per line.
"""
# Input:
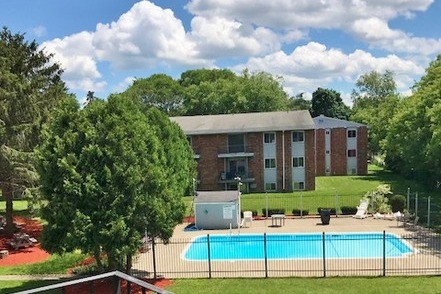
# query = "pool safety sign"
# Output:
<box><xmin>223</xmin><ymin>204</ymin><xmax>235</xmax><ymax>219</ymax></box>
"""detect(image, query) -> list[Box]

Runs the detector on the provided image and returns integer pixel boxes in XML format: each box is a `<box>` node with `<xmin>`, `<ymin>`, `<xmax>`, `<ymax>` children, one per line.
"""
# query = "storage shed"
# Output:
<box><xmin>194</xmin><ymin>191</ymin><xmax>240</xmax><ymax>230</ymax></box>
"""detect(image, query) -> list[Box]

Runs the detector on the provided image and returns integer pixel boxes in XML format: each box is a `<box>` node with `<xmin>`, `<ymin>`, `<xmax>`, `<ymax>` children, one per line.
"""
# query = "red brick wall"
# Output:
<box><xmin>331</xmin><ymin>128</ymin><xmax>347</xmax><ymax>175</ymax></box>
<box><xmin>192</xmin><ymin>134</ymin><xmax>225</xmax><ymax>190</ymax></box>
<box><xmin>247</xmin><ymin>133</ymin><xmax>263</xmax><ymax>192</ymax></box>
<box><xmin>305</xmin><ymin>130</ymin><xmax>316</xmax><ymax>190</ymax></box>
<box><xmin>357</xmin><ymin>126</ymin><xmax>368</xmax><ymax>175</ymax></box>
<box><xmin>315</xmin><ymin>129</ymin><xmax>326</xmax><ymax>176</ymax></box>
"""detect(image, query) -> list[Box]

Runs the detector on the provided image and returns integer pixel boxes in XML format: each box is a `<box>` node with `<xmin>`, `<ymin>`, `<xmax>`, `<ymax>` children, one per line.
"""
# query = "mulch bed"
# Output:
<box><xmin>0</xmin><ymin>216</ymin><xmax>50</xmax><ymax>266</ymax></box>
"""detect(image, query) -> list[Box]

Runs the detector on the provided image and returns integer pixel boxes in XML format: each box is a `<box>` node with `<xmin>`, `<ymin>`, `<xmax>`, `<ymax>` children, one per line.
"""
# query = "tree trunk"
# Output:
<box><xmin>1</xmin><ymin>183</ymin><xmax>15</xmax><ymax>233</ymax></box>
<box><xmin>94</xmin><ymin>247</ymin><xmax>103</xmax><ymax>270</ymax></box>
<box><xmin>125</xmin><ymin>253</ymin><xmax>132</xmax><ymax>274</ymax></box>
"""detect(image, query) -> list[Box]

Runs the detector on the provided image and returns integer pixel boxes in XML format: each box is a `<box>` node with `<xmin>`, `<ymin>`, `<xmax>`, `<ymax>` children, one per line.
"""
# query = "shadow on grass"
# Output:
<box><xmin>0</xmin><ymin>279</ymin><xmax>61</xmax><ymax>294</ymax></box>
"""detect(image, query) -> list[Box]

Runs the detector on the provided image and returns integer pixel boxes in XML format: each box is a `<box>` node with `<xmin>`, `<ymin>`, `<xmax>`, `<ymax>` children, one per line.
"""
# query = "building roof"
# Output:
<box><xmin>313</xmin><ymin>115</ymin><xmax>367</xmax><ymax>129</ymax></box>
<box><xmin>194</xmin><ymin>191</ymin><xmax>239</xmax><ymax>203</ymax></box>
<box><xmin>170</xmin><ymin>110</ymin><xmax>315</xmax><ymax>135</ymax></box>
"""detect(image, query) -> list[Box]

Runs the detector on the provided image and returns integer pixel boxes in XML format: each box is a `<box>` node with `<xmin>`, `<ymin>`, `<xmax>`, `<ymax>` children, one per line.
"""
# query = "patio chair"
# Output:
<box><xmin>352</xmin><ymin>200</ymin><xmax>369</xmax><ymax>219</ymax></box>
<box><xmin>243</xmin><ymin>211</ymin><xmax>253</xmax><ymax>228</ymax></box>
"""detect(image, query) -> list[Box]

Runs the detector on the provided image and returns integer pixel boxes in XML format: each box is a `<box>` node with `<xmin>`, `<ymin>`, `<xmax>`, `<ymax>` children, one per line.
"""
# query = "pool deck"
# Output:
<box><xmin>173</xmin><ymin>215</ymin><xmax>410</xmax><ymax>238</ymax></box>
<box><xmin>133</xmin><ymin>215</ymin><xmax>441</xmax><ymax>278</ymax></box>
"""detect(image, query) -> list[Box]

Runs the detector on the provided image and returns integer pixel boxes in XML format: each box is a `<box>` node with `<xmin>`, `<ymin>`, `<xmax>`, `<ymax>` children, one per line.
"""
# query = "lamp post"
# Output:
<box><xmin>235</xmin><ymin>177</ymin><xmax>242</xmax><ymax>234</ymax></box>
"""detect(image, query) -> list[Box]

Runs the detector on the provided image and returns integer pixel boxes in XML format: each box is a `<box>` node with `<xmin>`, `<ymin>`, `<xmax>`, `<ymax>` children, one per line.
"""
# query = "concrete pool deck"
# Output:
<box><xmin>132</xmin><ymin>215</ymin><xmax>441</xmax><ymax>278</ymax></box>
<box><xmin>172</xmin><ymin>215</ymin><xmax>410</xmax><ymax>238</ymax></box>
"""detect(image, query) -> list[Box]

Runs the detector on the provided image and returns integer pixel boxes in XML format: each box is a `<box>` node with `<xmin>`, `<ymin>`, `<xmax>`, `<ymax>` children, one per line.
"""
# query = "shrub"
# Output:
<box><xmin>262</xmin><ymin>208</ymin><xmax>285</xmax><ymax>216</ymax></box>
<box><xmin>317</xmin><ymin>207</ymin><xmax>336</xmax><ymax>215</ymax></box>
<box><xmin>340</xmin><ymin>206</ymin><xmax>358</xmax><ymax>215</ymax></box>
<box><xmin>241</xmin><ymin>210</ymin><xmax>258</xmax><ymax>217</ymax></box>
<box><xmin>292</xmin><ymin>209</ymin><xmax>309</xmax><ymax>216</ymax></box>
<box><xmin>390</xmin><ymin>195</ymin><xmax>406</xmax><ymax>212</ymax></box>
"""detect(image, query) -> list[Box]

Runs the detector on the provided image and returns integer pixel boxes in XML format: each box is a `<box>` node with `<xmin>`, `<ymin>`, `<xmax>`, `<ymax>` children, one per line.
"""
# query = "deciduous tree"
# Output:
<box><xmin>37</xmin><ymin>95</ymin><xmax>195</xmax><ymax>272</ymax></box>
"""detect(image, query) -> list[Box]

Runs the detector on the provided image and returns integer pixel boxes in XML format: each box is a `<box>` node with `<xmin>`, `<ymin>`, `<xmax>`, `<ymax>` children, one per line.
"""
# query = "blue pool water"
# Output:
<box><xmin>183</xmin><ymin>233</ymin><xmax>413</xmax><ymax>261</ymax></box>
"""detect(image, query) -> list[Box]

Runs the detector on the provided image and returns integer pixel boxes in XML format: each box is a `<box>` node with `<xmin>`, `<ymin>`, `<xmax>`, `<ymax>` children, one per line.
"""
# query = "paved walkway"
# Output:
<box><xmin>0</xmin><ymin>274</ymin><xmax>73</xmax><ymax>281</ymax></box>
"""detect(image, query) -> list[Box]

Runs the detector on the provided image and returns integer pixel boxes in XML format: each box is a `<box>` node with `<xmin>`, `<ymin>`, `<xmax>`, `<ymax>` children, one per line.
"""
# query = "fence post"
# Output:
<box><xmin>335</xmin><ymin>193</ymin><xmax>339</xmax><ymax>218</ymax></box>
<box><xmin>152</xmin><ymin>238</ymin><xmax>157</xmax><ymax>280</ymax></box>
<box><xmin>322</xmin><ymin>232</ymin><xmax>326</xmax><ymax>277</ymax></box>
<box><xmin>407</xmin><ymin>187</ymin><xmax>410</xmax><ymax>212</ymax></box>
<box><xmin>415</xmin><ymin>192</ymin><xmax>419</xmax><ymax>218</ymax></box>
<box><xmin>207</xmin><ymin>234</ymin><xmax>212</xmax><ymax>278</ymax></box>
<box><xmin>382</xmin><ymin>231</ymin><xmax>386</xmax><ymax>277</ymax></box>
<box><xmin>428</xmin><ymin>196</ymin><xmax>431</xmax><ymax>227</ymax></box>
<box><xmin>300</xmin><ymin>194</ymin><xmax>303</xmax><ymax>218</ymax></box>
<box><xmin>264</xmin><ymin>233</ymin><xmax>268</xmax><ymax>278</ymax></box>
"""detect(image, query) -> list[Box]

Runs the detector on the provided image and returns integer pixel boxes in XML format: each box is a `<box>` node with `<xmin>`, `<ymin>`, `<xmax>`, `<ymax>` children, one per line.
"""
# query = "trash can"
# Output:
<box><xmin>320</xmin><ymin>209</ymin><xmax>331</xmax><ymax>225</ymax></box>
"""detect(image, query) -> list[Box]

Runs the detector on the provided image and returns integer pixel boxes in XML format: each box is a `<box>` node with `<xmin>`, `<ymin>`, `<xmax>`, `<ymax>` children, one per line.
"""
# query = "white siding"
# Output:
<box><xmin>292</xmin><ymin>131</ymin><xmax>305</xmax><ymax>190</ymax></box>
<box><xmin>263</xmin><ymin>132</ymin><xmax>277</xmax><ymax>190</ymax></box>
<box><xmin>347</xmin><ymin>128</ymin><xmax>357</xmax><ymax>175</ymax></box>
<box><xmin>325</xmin><ymin>129</ymin><xmax>331</xmax><ymax>175</ymax></box>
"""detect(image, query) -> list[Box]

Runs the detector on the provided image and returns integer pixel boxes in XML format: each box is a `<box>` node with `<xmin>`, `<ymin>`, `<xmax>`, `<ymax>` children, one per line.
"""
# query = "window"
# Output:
<box><xmin>325</xmin><ymin>131</ymin><xmax>330</xmax><ymax>135</ymax></box>
<box><xmin>348</xmin><ymin>130</ymin><xmax>357</xmax><ymax>138</ymax></box>
<box><xmin>293</xmin><ymin>157</ymin><xmax>304</xmax><ymax>168</ymax></box>
<box><xmin>347</xmin><ymin>149</ymin><xmax>357</xmax><ymax>157</ymax></box>
<box><xmin>293</xmin><ymin>182</ymin><xmax>305</xmax><ymax>190</ymax></box>
<box><xmin>265</xmin><ymin>182</ymin><xmax>276</xmax><ymax>191</ymax></box>
<box><xmin>264</xmin><ymin>158</ymin><xmax>276</xmax><ymax>169</ymax></box>
<box><xmin>325</xmin><ymin>150</ymin><xmax>330</xmax><ymax>154</ymax></box>
<box><xmin>264</xmin><ymin>132</ymin><xmax>276</xmax><ymax>144</ymax></box>
<box><xmin>228</xmin><ymin>134</ymin><xmax>245</xmax><ymax>153</ymax></box>
<box><xmin>292</xmin><ymin>131</ymin><xmax>304</xmax><ymax>142</ymax></box>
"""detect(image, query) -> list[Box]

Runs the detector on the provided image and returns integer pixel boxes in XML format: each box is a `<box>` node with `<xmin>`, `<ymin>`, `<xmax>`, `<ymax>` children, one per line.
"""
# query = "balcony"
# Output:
<box><xmin>218</xmin><ymin>145</ymin><xmax>254</xmax><ymax>158</ymax></box>
<box><xmin>218</xmin><ymin>171</ymin><xmax>255</xmax><ymax>183</ymax></box>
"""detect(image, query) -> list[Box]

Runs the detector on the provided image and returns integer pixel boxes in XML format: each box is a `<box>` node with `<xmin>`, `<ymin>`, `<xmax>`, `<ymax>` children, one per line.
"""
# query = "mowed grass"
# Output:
<box><xmin>2</xmin><ymin>276</ymin><xmax>441</xmax><ymax>294</ymax></box>
<box><xmin>183</xmin><ymin>165</ymin><xmax>441</xmax><ymax>217</ymax></box>
<box><xmin>0</xmin><ymin>252</ymin><xmax>87</xmax><ymax>275</ymax></box>
<box><xmin>167</xmin><ymin>276</ymin><xmax>441</xmax><ymax>294</ymax></box>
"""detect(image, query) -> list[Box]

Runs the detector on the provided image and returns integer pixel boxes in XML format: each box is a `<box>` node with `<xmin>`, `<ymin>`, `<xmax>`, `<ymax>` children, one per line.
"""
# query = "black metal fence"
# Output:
<box><xmin>132</xmin><ymin>231</ymin><xmax>441</xmax><ymax>279</ymax></box>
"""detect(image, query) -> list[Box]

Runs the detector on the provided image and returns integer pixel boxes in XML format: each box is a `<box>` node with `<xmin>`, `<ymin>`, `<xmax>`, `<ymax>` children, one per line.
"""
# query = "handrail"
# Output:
<box><xmin>12</xmin><ymin>270</ymin><xmax>173</xmax><ymax>294</ymax></box>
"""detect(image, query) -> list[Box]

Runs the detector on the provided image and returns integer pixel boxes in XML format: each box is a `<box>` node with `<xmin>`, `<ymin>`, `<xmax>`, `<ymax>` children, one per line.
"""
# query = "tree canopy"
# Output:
<box><xmin>350</xmin><ymin>70</ymin><xmax>399</xmax><ymax>155</ymax></box>
<box><xmin>37</xmin><ymin>95</ymin><xmax>195</xmax><ymax>271</ymax></box>
<box><xmin>0</xmin><ymin>27</ymin><xmax>67</xmax><ymax>232</ymax></box>
<box><xmin>310</xmin><ymin>87</ymin><xmax>350</xmax><ymax>119</ymax></box>
<box><xmin>120</xmin><ymin>69</ymin><xmax>291</xmax><ymax>116</ymax></box>
<box><xmin>384</xmin><ymin>55</ymin><xmax>441</xmax><ymax>186</ymax></box>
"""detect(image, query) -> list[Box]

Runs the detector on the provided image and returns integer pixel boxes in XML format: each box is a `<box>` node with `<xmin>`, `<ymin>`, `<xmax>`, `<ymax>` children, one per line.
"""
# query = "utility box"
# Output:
<box><xmin>194</xmin><ymin>191</ymin><xmax>240</xmax><ymax>230</ymax></box>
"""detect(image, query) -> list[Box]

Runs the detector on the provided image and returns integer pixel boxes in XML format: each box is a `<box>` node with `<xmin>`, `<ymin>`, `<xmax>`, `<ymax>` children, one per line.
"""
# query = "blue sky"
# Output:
<box><xmin>2</xmin><ymin>0</ymin><xmax>440</xmax><ymax>105</ymax></box>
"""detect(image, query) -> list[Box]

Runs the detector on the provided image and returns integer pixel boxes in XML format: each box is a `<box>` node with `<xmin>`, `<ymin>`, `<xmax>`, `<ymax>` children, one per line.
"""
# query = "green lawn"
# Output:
<box><xmin>184</xmin><ymin>165</ymin><xmax>441</xmax><ymax>217</ymax></box>
<box><xmin>2</xmin><ymin>276</ymin><xmax>441</xmax><ymax>294</ymax></box>
<box><xmin>166</xmin><ymin>276</ymin><xmax>441</xmax><ymax>294</ymax></box>
<box><xmin>0</xmin><ymin>252</ymin><xmax>87</xmax><ymax>275</ymax></box>
<box><xmin>0</xmin><ymin>200</ymin><xmax>28</xmax><ymax>215</ymax></box>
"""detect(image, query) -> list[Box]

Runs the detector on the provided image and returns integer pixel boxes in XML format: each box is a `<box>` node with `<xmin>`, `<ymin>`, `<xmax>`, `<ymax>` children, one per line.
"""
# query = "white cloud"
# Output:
<box><xmin>31</xmin><ymin>25</ymin><xmax>47</xmax><ymax>37</ymax></box>
<box><xmin>351</xmin><ymin>18</ymin><xmax>441</xmax><ymax>55</ymax></box>
<box><xmin>93</xmin><ymin>1</ymin><xmax>206</xmax><ymax>69</ymax></box>
<box><xmin>186</xmin><ymin>0</ymin><xmax>439</xmax><ymax>55</ymax></box>
<box><xmin>112</xmin><ymin>76</ymin><xmax>136</xmax><ymax>93</ymax></box>
<box><xmin>189</xmin><ymin>16</ymin><xmax>280</xmax><ymax>58</ymax></box>
<box><xmin>233</xmin><ymin>42</ymin><xmax>425</xmax><ymax>96</ymax></box>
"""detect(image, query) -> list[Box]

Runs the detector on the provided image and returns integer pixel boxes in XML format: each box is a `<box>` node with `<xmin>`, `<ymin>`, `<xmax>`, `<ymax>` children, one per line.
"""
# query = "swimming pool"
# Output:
<box><xmin>183</xmin><ymin>233</ymin><xmax>413</xmax><ymax>261</ymax></box>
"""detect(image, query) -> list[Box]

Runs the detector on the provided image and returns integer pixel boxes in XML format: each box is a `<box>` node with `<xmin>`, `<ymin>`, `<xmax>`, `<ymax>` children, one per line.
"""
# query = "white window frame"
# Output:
<box><xmin>264</xmin><ymin>158</ymin><xmax>276</xmax><ymax>169</ymax></box>
<box><xmin>292</xmin><ymin>131</ymin><xmax>304</xmax><ymax>142</ymax></box>
<box><xmin>265</xmin><ymin>182</ymin><xmax>277</xmax><ymax>191</ymax></box>
<box><xmin>292</xmin><ymin>156</ymin><xmax>304</xmax><ymax>168</ymax></box>
<box><xmin>348</xmin><ymin>130</ymin><xmax>357</xmax><ymax>138</ymax></box>
<box><xmin>264</xmin><ymin>132</ymin><xmax>276</xmax><ymax>144</ymax></box>
<box><xmin>293</xmin><ymin>181</ymin><xmax>305</xmax><ymax>191</ymax></box>
<box><xmin>347</xmin><ymin>149</ymin><xmax>357</xmax><ymax>157</ymax></box>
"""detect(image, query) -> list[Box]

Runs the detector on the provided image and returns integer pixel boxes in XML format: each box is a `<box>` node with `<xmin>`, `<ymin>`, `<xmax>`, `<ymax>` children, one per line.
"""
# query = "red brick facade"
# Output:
<box><xmin>315</xmin><ymin>126</ymin><xmax>368</xmax><ymax>176</ymax></box>
<box><xmin>190</xmin><ymin>130</ymin><xmax>316</xmax><ymax>192</ymax></box>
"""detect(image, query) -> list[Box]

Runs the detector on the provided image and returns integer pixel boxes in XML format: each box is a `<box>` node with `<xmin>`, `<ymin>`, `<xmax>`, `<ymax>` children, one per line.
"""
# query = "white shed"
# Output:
<box><xmin>194</xmin><ymin>191</ymin><xmax>240</xmax><ymax>230</ymax></box>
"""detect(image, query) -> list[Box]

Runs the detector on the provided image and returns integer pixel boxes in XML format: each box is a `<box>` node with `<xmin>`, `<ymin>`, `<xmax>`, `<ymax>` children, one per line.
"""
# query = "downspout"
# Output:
<box><xmin>282</xmin><ymin>130</ymin><xmax>286</xmax><ymax>190</ymax></box>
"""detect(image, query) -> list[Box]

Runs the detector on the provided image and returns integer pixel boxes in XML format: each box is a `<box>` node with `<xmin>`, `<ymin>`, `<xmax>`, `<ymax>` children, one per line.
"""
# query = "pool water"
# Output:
<box><xmin>183</xmin><ymin>233</ymin><xmax>413</xmax><ymax>261</ymax></box>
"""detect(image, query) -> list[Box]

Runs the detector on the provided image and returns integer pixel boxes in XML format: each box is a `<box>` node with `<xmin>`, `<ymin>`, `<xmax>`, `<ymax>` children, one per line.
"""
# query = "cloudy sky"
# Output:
<box><xmin>2</xmin><ymin>0</ymin><xmax>440</xmax><ymax>105</ymax></box>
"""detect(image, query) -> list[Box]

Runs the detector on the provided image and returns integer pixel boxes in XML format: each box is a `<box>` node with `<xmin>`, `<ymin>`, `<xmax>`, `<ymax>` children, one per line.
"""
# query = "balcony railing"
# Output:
<box><xmin>219</xmin><ymin>171</ymin><xmax>255</xmax><ymax>183</ymax></box>
<box><xmin>218</xmin><ymin>145</ymin><xmax>254</xmax><ymax>158</ymax></box>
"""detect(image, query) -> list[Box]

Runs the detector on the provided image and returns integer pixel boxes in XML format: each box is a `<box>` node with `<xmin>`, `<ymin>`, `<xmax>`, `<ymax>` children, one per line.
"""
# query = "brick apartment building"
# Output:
<box><xmin>171</xmin><ymin>111</ymin><xmax>368</xmax><ymax>192</ymax></box>
<box><xmin>314</xmin><ymin>115</ymin><xmax>368</xmax><ymax>176</ymax></box>
<box><xmin>171</xmin><ymin>111</ymin><xmax>316</xmax><ymax>192</ymax></box>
